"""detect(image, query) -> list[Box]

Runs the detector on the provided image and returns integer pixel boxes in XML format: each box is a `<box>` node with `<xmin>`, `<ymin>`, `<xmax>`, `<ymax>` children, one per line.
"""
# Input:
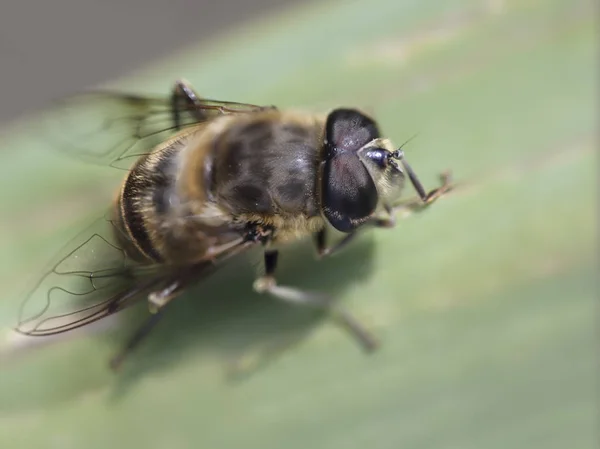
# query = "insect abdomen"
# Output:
<box><xmin>113</xmin><ymin>127</ymin><xmax>202</xmax><ymax>264</ymax></box>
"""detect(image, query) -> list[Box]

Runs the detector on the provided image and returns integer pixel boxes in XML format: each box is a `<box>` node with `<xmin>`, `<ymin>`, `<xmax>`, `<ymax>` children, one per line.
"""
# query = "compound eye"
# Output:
<box><xmin>325</xmin><ymin>109</ymin><xmax>380</xmax><ymax>155</ymax></box>
<box><xmin>364</xmin><ymin>147</ymin><xmax>388</xmax><ymax>169</ymax></box>
<box><xmin>321</xmin><ymin>153</ymin><xmax>379</xmax><ymax>233</ymax></box>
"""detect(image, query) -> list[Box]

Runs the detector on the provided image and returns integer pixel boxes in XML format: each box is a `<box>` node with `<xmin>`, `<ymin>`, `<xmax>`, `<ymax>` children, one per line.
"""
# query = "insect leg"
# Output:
<box><xmin>171</xmin><ymin>79</ymin><xmax>207</xmax><ymax>129</ymax></box>
<box><xmin>314</xmin><ymin>229</ymin><xmax>358</xmax><ymax>258</ymax></box>
<box><xmin>111</xmin><ymin>239</ymin><xmax>254</xmax><ymax>370</ymax></box>
<box><xmin>391</xmin><ymin>170</ymin><xmax>454</xmax><ymax>215</ymax></box>
<box><xmin>253</xmin><ymin>249</ymin><xmax>379</xmax><ymax>352</ymax></box>
<box><xmin>109</xmin><ymin>309</ymin><xmax>165</xmax><ymax>370</ymax></box>
<box><xmin>109</xmin><ymin>275</ymin><xmax>194</xmax><ymax>370</ymax></box>
<box><xmin>403</xmin><ymin>160</ymin><xmax>454</xmax><ymax>204</ymax></box>
<box><xmin>110</xmin><ymin>262</ymin><xmax>216</xmax><ymax>370</ymax></box>
<box><xmin>146</xmin><ymin>237</ymin><xmax>246</xmax><ymax>312</ymax></box>
<box><xmin>147</xmin><ymin>277</ymin><xmax>188</xmax><ymax>313</ymax></box>
<box><xmin>314</xmin><ymin>210</ymin><xmax>396</xmax><ymax>259</ymax></box>
<box><xmin>316</xmin><ymin>170</ymin><xmax>453</xmax><ymax>259</ymax></box>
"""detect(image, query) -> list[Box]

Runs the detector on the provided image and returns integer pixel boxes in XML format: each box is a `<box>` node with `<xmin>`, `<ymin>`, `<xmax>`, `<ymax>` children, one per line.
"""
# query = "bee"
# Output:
<box><xmin>16</xmin><ymin>80</ymin><xmax>453</xmax><ymax>368</ymax></box>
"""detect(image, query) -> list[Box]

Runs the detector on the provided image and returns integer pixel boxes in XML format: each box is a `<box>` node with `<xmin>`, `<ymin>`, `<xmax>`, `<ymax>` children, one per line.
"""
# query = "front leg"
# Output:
<box><xmin>253</xmin><ymin>249</ymin><xmax>379</xmax><ymax>352</ymax></box>
<box><xmin>314</xmin><ymin>212</ymin><xmax>395</xmax><ymax>259</ymax></box>
<box><xmin>315</xmin><ymin>171</ymin><xmax>453</xmax><ymax>258</ymax></box>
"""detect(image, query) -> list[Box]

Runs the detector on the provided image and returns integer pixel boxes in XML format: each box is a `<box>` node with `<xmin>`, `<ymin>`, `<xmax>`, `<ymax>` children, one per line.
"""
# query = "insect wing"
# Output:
<box><xmin>16</xmin><ymin>211</ymin><xmax>258</xmax><ymax>336</ymax></box>
<box><xmin>38</xmin><ymin>91</ymin><xmax>271</xmax><ymax>170</ymax></box>
<box><xmin>16</xmin><ymin>212</ymin><xmax>156</xmax><ymax>336</ymax></box>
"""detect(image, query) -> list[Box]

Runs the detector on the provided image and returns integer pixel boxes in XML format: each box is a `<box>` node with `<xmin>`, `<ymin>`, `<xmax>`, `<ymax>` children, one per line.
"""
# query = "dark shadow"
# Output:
<box><xmin>106</xmin><ymin>232</ymin><xmax>377</xmax><ymax>399</ymax></box>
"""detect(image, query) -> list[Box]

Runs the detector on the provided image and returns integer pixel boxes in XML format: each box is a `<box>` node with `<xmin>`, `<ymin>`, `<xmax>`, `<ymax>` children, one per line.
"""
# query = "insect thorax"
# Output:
<box><xmin>115</xmin><ymin>111</ymin><xmax>327</xmax><ymax>263</ymax></box>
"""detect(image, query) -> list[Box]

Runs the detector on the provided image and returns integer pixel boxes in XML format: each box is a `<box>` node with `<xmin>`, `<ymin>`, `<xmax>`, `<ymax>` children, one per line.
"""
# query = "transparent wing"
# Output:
<box><xmin>15</xmin><ymin>211</ymin><xmax>162</xmax><ymax>335</ymax></box>
<box><xmin>15</xmin><ymin>210</ymin><xmax>256</xmax><ymax>336</ymax></box>
<box><xmin>38</xmin><ymin>90</ymin><xmax>272</xmax><ymax>170</ymax></box>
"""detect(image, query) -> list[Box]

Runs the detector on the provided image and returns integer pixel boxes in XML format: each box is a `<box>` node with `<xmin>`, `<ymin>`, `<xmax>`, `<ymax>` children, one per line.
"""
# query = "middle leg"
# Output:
<box><xmin>253</xmin><ymin>249</ymin><xmax>379</xmax><ymax>352</ymax></box>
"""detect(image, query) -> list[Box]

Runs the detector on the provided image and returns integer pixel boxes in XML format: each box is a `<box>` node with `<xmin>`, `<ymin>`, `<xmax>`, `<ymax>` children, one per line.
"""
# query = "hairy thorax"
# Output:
<box><xmin>115</xmin><ymin>110</ymin><xmax>328</xmax><ymax>264</ymax></box>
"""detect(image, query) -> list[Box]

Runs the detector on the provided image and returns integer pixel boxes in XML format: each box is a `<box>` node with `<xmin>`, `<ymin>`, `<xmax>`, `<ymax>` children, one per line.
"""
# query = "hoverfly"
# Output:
<box><xmin>16</xmin><ymin>80</ymin><xmax>453</xmax><ymax>368</ymax></box>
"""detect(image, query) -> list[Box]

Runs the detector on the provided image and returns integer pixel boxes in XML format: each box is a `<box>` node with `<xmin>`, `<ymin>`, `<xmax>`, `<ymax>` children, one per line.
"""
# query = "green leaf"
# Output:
<box><xmin>0</xmin><ymin>0</ymin><xmax>596</xmax><ymax>448</ymax></box>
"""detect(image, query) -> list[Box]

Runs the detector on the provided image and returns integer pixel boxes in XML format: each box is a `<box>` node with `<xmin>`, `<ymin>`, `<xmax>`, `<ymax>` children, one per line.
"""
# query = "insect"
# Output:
<box><xmin>16</xmin><ymin>80</ymin><xmax>453</xmax><ymax>369</ymax></box>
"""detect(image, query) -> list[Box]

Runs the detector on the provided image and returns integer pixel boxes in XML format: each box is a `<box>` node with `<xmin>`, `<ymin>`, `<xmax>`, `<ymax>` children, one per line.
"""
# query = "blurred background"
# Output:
<box><xmin>0</xmin><ymin>0</ymin><xmax>596</xmax><ymax>448</ymax></box>
<box><xmin>0</xmin><ymin>0</ymin><xmax>298</xmax><ymax>124</ymax></box>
